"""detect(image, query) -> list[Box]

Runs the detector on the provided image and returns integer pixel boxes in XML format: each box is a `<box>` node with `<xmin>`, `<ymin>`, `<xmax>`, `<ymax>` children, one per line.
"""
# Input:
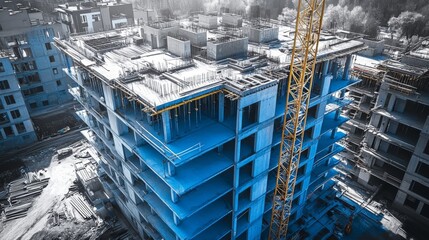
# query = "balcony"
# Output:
<box><xmin>140</xmin><ymin>192</ymin><xmax>232</xmax><ymax>240</ymax></box>
<box><xmin>116</xmin><ymin>106</ymin><xmax>235</xmax><ymax>166</ymax></box>
<box><xmin>368</xmin><ymin>166</ymin><xmax>402</xmax><ymax>188</ymax></box>
<box><xmin>361</xmin><ymin>147</ymin><xmax>408</xmax><ymax>171</ymax></box>
<box><xmin>373</xmin><ymin>108</ymin><xmax>425</xmax><ymax>130</ymax></box>
<box><xmin>139</xmin><ymin>167</ymin><xmax>232</xmax><ymax>220</ymax></box>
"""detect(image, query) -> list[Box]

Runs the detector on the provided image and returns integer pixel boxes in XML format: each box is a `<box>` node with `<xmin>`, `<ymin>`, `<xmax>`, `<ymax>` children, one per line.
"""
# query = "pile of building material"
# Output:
<box><xmin>2</xmin><ymin>202</ymin><xmax>32</xmax><ymax>222</ymax></box>
<box><xmin>69</xmin><ymin>194</ymin><xmax>96</xmax><ymax>220</ymax></box>
<box><xmin>1</xmin><ymin>174</ymin><xmax>50</xmax><ymax>221</ymax></box>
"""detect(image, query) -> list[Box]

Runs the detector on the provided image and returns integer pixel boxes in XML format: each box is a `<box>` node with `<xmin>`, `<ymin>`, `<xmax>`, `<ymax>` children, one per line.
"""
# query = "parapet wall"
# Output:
<box><xmin>243</xmin><ymin>26</ymin><xmax>278</xmax><ymax>43</ymax></box>
<box><xmin>207</xmin><ymin>37</ymin><xmax>248</xmax><ymax>60</ymax></box>
<box><xmin>167</xmin><ymin>36</ymin><xmax>191</xmax><ymax>58</ymax></box>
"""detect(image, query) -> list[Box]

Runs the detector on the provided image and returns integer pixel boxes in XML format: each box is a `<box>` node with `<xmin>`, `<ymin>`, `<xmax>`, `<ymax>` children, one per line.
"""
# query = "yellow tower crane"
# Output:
<box><xmin>269</xmin><ymin>0</ymin><xmax>326</xmax><ymax>239</ymax></box>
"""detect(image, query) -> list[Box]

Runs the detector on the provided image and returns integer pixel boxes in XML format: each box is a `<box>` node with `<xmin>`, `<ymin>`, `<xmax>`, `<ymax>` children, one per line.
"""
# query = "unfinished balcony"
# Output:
<box><xmin>114</xmin><ymin>94</ymin><xmax>236</xmax><ymax>166</ymax></box>
<box><xmin>361</xmin><ymin>144</ymin><xmax>410</xmax><ymax>171</ymax></box>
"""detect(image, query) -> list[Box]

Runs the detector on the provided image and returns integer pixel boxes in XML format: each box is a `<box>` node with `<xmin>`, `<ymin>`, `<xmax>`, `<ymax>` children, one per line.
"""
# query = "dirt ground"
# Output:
<box><xmin>32</xmin><ymin>109</ymin><xmax>82</xmax><ymax>140</ymax></box>
<box><xmin>1</xmin><ymin>131</ymin><xmax>138</xmax><ymax>240</ymax></box>
<box><xmin>0</xmin><ymin>142</ymin><xmax>88</xmax><ymax>240</ymax></box>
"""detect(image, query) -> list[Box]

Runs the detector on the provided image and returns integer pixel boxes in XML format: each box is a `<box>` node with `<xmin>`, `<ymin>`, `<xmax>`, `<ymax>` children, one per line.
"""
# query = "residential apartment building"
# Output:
<box><xmin>0</xmin><ymin>56</ymin><xmax>37</xmax><ymax>152</ymax></box>
<box><xmin>0</xmin><ymin>9</ymin><xmax>72</xmax><ymax>115</ymax></box>
<box><xmin>56</xmin><ymin>1</ymin><xmax>134</xmax><ymax>34</ymax></box>
<box><xmin>55</xmin><ymin>23</ymin><xmax>365</xmax><ymax>240</ymax></box>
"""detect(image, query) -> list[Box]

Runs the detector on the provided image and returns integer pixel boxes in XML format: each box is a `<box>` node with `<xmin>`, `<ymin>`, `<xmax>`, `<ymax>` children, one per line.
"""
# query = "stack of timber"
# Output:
<box><xmin>2</xmin><ymin>176</ymin><xmax>50</xmax><ymax>221</ymax></box>
<box><xmin>3</xmin><ymin>202</ymin><xmax>32</xmax><ymax>222</ymax></box>
<box><xmin>8</xmin><ymin>177</ymin><xmax>49</xmax><ymax>203</ymax></box>
<box><xmin>69</xmin><ymin>194</ymin><xmax>96</xmax><ymax>219</ymax></box>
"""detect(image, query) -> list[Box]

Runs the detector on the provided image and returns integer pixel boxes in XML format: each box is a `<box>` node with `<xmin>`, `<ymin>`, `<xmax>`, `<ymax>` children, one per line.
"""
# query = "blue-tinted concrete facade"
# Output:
<box><xmin>6</xmin><ymin>26</ymin><xmax>73</xmax><ymax>114</ymax></box>
<box><xmin>0</xmin><ymin>9</ymin><xmax>73</xmax><ymax>115</ymax></box>
<box><xmin>56</xmin><ymin>27</ymin><xmax>365</xmax><ymax>240</ymax></box>
<box><xmin>0</xmin><ymin>57</ymin><xmax>37</xmax><ymax>152</ymax></box>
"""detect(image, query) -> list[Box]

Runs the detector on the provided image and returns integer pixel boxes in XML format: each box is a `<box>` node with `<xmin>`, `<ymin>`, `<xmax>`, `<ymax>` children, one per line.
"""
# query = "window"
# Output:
<box><xmin>13</xmin><ymin>64</ymin><xmax>21</xmax><ymax>73</ymax></box>
<box><xmin>56</xmin><ymin>80</ymin><xmax>62</xmax><ymax>86</ymax></box>
<box><xmin>0</xmin><ymin>62</ymin><xmax>4</xmax><ymax>72</ymax></box>
<box><xmin>23</xmin><ymin>86</ymin><xmax>44</xmax><ymax>96</ymax></box>
<box><xmin>404</xmin><ymin>195</ymin><xmax>419</xmax><ymax>210</ymax></box>
<box><xmin>28</xmin><ymin>73</ymin><xmax>40</xmax><ymax>83</ymax></box>
<box><xmin>0</xmin><ymin>112</ymin><xmax>9</xmax><ymax>124</ymax></box>
<box><xmin>4</xmin><ymin>126</ymin><xmax>14</xmax><ymax>136</ymax></box>
<box><xmin>28</xmin><ymin>61</ymin><xmax>36</xmax><ymax>70</ymax></box>
<box><xmin>42</xmin><ymin>100</ymin><xmax>49</xmax><ymax>106</ymax></box>
<box><xmin>29</xmin><ymin>102</ymin><xmax>37</xmax><ymax>108</ymax></box>
<box><xmin>49</xmin><ymin>56</ymin><xmax>55</xmax><ymax>62</ymax></box>
<box><xmin>18</xmin><ymin>77</ymin><xmax>25</xmax><ymax>85</ymax></box>
<box><xmin>10</xmin><ymin>109</ymin><xmax>20</xmax><ymax>119</ymax></box>
<box><xmin>15</xmin><ymin>122</ymin><xmax>26</xmax><ymax>134</ymax></box>
<box><xmin>45</xmin><ymin>42</ymin><xmax>52</xmax><ymax>50</ymax></box>
<box><xmin>410</xmin><ymin>180</ymin><xmax>429</xmax><ymax>199</ymax></box>
<box><xmin>81</xmin><ymin>15</ymin><xmax>87</xmax><ymax>23</ymax></box>
<box><xmin>0</xmin><ymin>24</ymin><xmax>2</xmax><ymax>31</ymax></box>
<box><xmin>0</xmin><ymin>80</ymin><xmax>10</xmax><ymax>90</ymax></box>
<box><xmin>5</xmin><ymin>95</ymin><xmax>15</xmax><ymax>105</ymax></box>
<box><xmin>416</xmin><ymin>162</ymin><xmax>429</xmax><ymax>179</ymax></box>
<box><xmin>53</xmin><ymin>68</ymin><xmax>58</xmax><ymax>75</ymax></box>
<box><xmin>21</xmin><ymin>48</ymin><xmax>32</xmax><ymax>58</ymax></box>
<box><xmin>422</xmin><ymin>204</ymin><xmax>429</xmax><ymax>219</ymax></box>
<box><xmin>92</xmin><ymin>14</ymin><xmax>100</xmax><ymax>22</ymax></box>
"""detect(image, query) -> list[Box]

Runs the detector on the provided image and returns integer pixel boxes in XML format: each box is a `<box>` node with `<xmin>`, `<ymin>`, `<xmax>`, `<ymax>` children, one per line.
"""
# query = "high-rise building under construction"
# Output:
<box><xmin>55</xmin><ymin>19</ymin><xmax>366</xmax><ymax>239</ymax></box>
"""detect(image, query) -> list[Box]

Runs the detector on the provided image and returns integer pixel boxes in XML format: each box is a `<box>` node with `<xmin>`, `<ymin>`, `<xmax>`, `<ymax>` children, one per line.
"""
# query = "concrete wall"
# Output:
<box><xmin>167</xmin><ymin>36</ymin><xmax>191</xmax><ymax>58</ymax></box>
<box><xmin>178</xmin><ymin>28</ymin><xmax>207</xmax><ymax>47</ymax></box>
<box><xmin>243</xmin><ymin>26</ymin><xmax>279</xmax><ymax>43</ymax></box>
<box><xmin>141</xmin><ymin>24</ymin><xmax>179</xmax><ymax>49</ymax></box>
<box><xmin>207</xmin><ymin>37</ymin><xmax>248</xmax><ymax>61</ymax></box>
<box><xmin>222</xmin><ymin>13</ymin><xmax>243</xmax><ymax>27</ymax></box>
<box><xmin>358</xmin><ymin>38</ymin><xmax>384</xmax><ymax>57</ymax></box>
<box><xmin>198</xmin><ymin>14</ymin><xmax>218</xmax><ymax>29</ymax></box>
<box><xmin>108</xmin><ymin>3</ymin><xmax>134</xmax><ymax>24</ymax></box>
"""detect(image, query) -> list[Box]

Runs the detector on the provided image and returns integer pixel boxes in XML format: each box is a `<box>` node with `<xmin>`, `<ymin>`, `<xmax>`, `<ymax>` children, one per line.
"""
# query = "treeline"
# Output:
<box><xmin>278</xmin><ymin>0</ymin><xmax>429</xmax><ymax>38</ymax></box>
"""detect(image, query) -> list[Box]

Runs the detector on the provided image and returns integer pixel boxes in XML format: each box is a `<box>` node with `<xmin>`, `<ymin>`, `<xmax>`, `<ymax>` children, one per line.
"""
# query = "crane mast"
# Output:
<box><xmin>269</xmin><ymin>0</ymin><xmax>326</xmax><ymax>239</ymax></box>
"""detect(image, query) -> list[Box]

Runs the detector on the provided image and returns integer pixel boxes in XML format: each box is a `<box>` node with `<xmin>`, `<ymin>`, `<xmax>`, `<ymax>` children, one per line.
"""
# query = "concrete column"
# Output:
<box><xmin>331</xmin><ymin>127</ymin><xmax>337</xmax><ymax>138</ymax></box>
<box><xmin>387</xmin><ymin>95</ymin><xmax>396</xmax><ymax>112</ymax></box>
<box><xmin>162</xmin><ymin>111</ymin><xmax>172</xmax><ymax>143</ymax></box>
<box><xmin>218</xmin><ymin>92</ymin><xmax>225</xmax><ymax>123</ymax></box>
<box><xmin>146</xmin><ymin>113</ymin><xmax>153</xmax><ymax>125</ymax></box>
<box><xmin>171</xmin><ymin>189</ymin><xmax>179</xmax><ymax>203</ymax></box>
<box><xmin>173</xmin><ymin>214</ymin><xmax>181</xmax><ymax>225</ymax></box>
<box><xmin>320</xmin><ymin>60</ymin><xmax>331</xmax><ymax>96</ymax></box>
<box><xmin>236</xmin><ymin>101</ymin><xmax>243</xmax><ymax>132</ymax></box>
<box><xmin>253</xmin><ymin>153</ymin><xmax>270</xmax><ymax>177</ymax></box>
<box><xmin>167</xmin><ymin>161</ymin><xmax>175</xmax><ymax>176</ymax></box>
<box><xmin>250</xmin><ymin>176</ymin><xmax>268</xmax><ymax>200</ymax></box>
<box><xmin>342</xmin><ymin>55</ymin><xmax>352</xmax><ymax>80</ymax></box>
<box><xmin>65</xmin><ymin>56</ymin><xmax>72</xmax><ymax>74</ymax></box>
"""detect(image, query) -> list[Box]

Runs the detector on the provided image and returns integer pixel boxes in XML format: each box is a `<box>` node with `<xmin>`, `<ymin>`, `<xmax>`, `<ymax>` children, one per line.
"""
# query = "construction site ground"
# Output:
<box><xmin>334</xmin><ymin>172</ymin><xmax>429</xmax><ymax>240</ymax></box>
<box><xmin>0</xmin><ymin>130</ymin><xmax>137</xmax><ymax>240</ymax></box>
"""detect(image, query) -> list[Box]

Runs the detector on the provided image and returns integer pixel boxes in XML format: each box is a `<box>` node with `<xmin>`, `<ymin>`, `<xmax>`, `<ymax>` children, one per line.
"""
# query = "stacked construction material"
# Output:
<box><xmin>3</xmin><ymin>202</ymin><xmax>32</xmax><ymax>222</ymax></box>
<box><xmin>69</xmin><ymin>194</ymin><xmax>96</xmax><ymax>219</ymax></box>
<box><xmin>8</xmin><ymin>177</ymin><xmax>50</xmax><ymax>204</ymax></box>
<box><xmin>3</xmin><ymin>176</ymin><xmax>50</xmax><ymax>221</ymax></box>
